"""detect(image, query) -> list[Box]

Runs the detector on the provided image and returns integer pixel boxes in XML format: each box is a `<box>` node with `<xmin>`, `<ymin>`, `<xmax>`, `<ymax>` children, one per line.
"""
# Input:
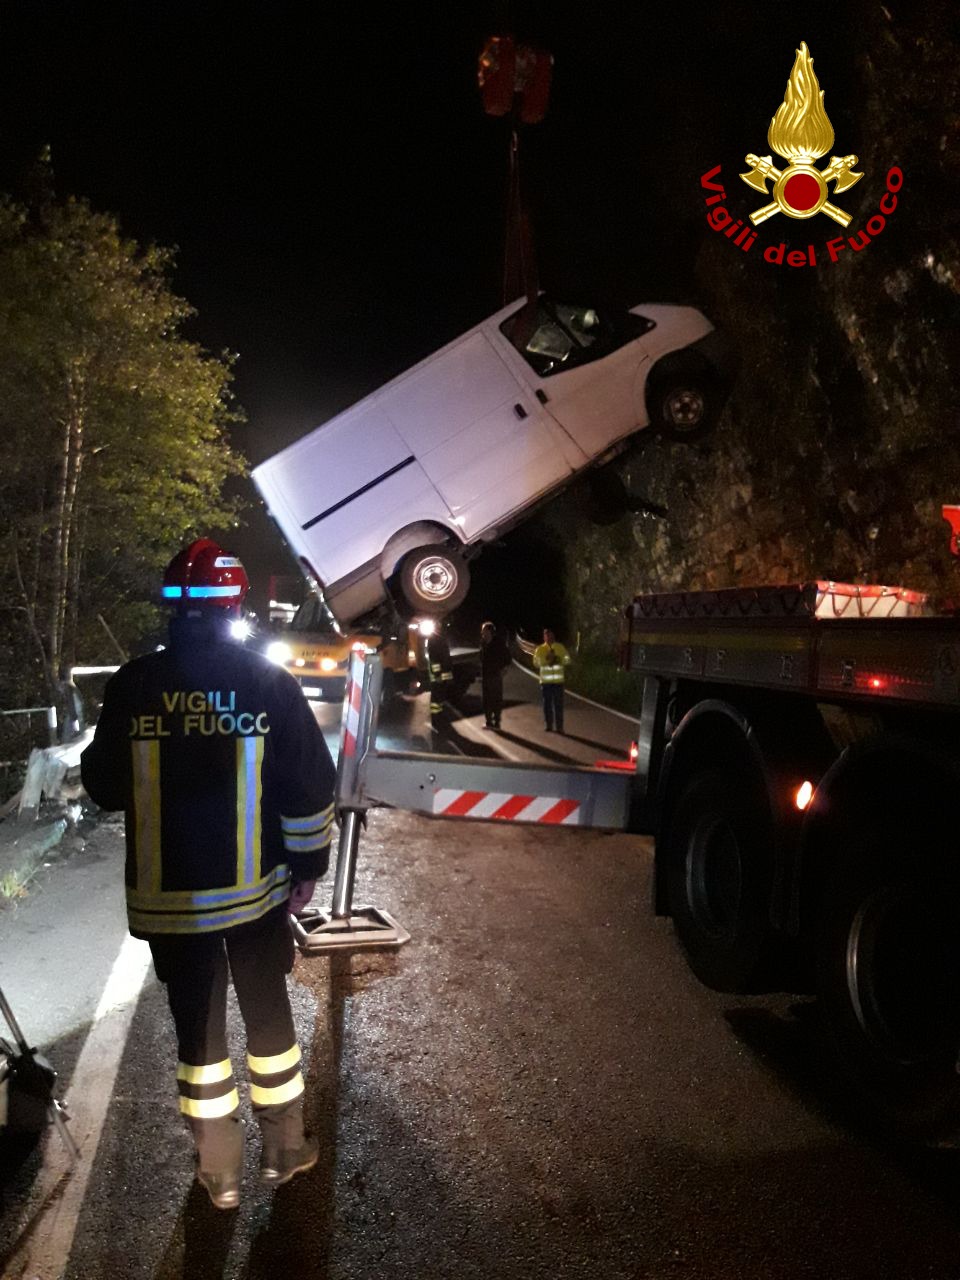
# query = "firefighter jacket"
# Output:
<box><xmin>425</xmin><ymin>634</ymin><xmax>453</xmax><ymax>687</ymax></box>
<box><xmin>81</xmin><ymin>614</ymin><xmax>336</xmax><ymax>939</ymax></box>
<box><xmin>532</xmin><ymin>641</ymin><xmax>571</xmax><ymax>684</ymax></box>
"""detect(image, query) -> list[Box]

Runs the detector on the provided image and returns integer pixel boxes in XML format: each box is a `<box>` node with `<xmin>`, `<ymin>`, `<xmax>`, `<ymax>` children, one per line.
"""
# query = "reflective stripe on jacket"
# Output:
<box><xmin>81</xmin><ymin>615</ymin><xmax>336</xmax><ymax>938</ymax></box>
<box><xmin>532</xmin><ymin>642</ymin><xmax>571</xmax><ymax>684</ymax></box>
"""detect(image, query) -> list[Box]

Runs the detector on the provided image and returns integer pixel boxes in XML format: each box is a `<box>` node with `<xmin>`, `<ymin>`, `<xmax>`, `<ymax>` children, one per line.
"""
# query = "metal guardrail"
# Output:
<box><xmin>0</xmin><ymin>706</ymin><xmax>57</xmax><ymax>747</ymax></box>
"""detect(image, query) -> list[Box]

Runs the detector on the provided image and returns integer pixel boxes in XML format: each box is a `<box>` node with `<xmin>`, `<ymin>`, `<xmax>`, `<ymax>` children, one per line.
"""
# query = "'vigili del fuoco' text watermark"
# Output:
<box><xmin>699</xmin><ymin>40</ymin><xmax>902</xmax><ymax>268</ymax></box>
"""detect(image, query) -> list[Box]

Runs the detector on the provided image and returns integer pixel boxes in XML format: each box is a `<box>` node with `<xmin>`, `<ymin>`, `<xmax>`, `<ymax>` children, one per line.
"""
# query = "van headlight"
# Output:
<box><xmin>320</xmin><ymin>657</ymin><xmax>338</xmax><ymax>672</ymax></box>
<box><xmin>266</xmin><ymin>641</ymin><xmax>293</xmax><ymax>665</ymax></box>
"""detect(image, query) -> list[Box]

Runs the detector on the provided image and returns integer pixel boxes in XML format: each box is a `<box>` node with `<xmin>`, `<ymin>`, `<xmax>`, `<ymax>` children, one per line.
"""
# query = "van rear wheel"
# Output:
<box><xmin>399</xmin><ymin>544</ymin><xmax>470</xmax><ymax>615</ymax></box>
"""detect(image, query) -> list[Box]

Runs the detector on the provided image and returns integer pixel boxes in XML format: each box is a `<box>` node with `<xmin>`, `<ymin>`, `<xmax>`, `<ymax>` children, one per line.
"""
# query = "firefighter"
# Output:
<box><xmin>422</xmin><ymin>620</ymin><xmax>454</xmax><ymax>735</ymax></box>
<box><xmin>81</xmin><ymin>539</ymin><xmax>336</xmax><ymax>1210</ymax></box>
<box><xmin>479</xmin><ymin>621</ymin><xmax>510</xmax><ymax>729</ymax></box>
<box><xmin>532</xmin><ymin>628</ymin><xmax>571</xmax><ymax>733</ymax></box>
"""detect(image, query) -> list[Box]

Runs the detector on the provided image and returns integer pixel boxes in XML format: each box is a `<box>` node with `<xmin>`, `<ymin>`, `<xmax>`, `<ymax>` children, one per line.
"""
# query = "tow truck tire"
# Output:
<box><xmin>648</xmin><ymin>376</ymin><xmax>717</xmax><ymax>443</ymax></box>
<box><xmin>815</xmin><ymin>836</ymin><xmax>960</xmax><ymax>1146</ymax></box>
<box><xmin>664</xmin><ymin>767</ymin><xmax>773</xmax><ymax>993</ymax></box>
<box><xmin>398</xmin><ymin>544</ymin><xmax>470</xmax><ymax>615</ymax></box>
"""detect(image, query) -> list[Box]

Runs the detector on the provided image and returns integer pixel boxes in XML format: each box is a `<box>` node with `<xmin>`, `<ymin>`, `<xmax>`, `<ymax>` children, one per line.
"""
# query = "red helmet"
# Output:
<box><xmin>162</xmin><ymin>538</ymin><xmax>249</xmax><ymax>611</ymax></box>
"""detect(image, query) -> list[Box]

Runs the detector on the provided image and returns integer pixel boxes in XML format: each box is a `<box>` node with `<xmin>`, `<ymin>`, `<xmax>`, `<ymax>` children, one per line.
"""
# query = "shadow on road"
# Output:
<box><xmin>243</xmin><ymin>949</ymin><xmax>400</xmax><ymax>1280</ymax></box>
<box><xmin>492</xmin><ymin>728</ymin><xmax>581</xmax><ymax>765</ymax></box>
<box><xmin>556</xmin><ymin>731</ymin><xmax>626</xmax><ymax>756</ymax></box>
<box><xmin>724</xmin><ymin>1002</ymin><xmax>960</xmax><ymax>1213</ymax></box>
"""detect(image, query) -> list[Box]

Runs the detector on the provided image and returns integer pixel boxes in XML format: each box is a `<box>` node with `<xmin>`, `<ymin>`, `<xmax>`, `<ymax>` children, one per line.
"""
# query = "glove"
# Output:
<box><xmin>288</xmin><ymin>879</ymin><xmax>317</xmax><ymax>915</ymax></box>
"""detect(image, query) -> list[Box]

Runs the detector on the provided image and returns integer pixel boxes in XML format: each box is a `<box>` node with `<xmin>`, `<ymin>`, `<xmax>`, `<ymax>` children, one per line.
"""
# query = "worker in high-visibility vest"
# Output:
<box><xmin>532</xmin><ymin>628</ymin><xmax>571</xmax><ymax>733</ymax></box>
<box><xmin>81</xmin><ymin>539</ymin><xmax>336</xmax><ymax>1210</ymax></box>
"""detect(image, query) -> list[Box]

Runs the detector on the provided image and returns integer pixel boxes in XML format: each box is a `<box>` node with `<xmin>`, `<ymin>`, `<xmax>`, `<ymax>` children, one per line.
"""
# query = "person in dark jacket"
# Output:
<box><xmin>479</xmin><ymin>622</ymin><xmax>510</xmax><ymax>729</ymax></box>
<box><xmin>81</xmin><ymin>539</ymin><xmax>336</xmax><ymax>1210</ymax></box>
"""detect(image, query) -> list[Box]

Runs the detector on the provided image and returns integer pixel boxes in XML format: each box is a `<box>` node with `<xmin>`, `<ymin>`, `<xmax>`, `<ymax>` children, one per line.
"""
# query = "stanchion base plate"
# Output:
<box><xmin>291</xmin><ymin>905</ymin><xmax>411</xmax><ymax>952</ymax></box>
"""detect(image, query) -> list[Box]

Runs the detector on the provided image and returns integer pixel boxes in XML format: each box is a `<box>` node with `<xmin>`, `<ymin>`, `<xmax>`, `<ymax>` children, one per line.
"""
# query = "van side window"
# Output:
<box><xmin>500</xmin><ymin>300</ymin><xmax>646</xmax><ymax>377</ymax></box>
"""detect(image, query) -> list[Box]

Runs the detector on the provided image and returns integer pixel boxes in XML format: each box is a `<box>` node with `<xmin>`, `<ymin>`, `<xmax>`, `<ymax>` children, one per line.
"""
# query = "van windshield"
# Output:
<box><xmin>290</xmin><ymin>595</ymin><xmax>340</xmax><ymax>634</ymax></box>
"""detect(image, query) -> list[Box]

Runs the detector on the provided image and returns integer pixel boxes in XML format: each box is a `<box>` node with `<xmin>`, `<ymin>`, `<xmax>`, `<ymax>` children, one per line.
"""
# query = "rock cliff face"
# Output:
<box><xmin>536</xmin><ymin>3</ymin><xmax>959</xmax><ymax>652</ymax></box>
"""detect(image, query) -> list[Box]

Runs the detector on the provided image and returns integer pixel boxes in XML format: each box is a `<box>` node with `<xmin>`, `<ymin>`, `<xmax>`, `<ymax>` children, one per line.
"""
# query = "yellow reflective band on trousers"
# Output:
<box><xmin>247</xmin><ymin>1044</ymin><xmax>301</xmax><ymax>1075</ymax></box>
<box><xmin>132</xmin><ymin>740</ymin><xmax>161</xmax><ymax>893</ymax></box>
<box><xmin>236</xmin><ymin>734</ymin><xmax>264</xmax><ymax>887</ymax></box>
<box><xmin>179</xmin><ymin>1088</ymin><xmax>240</xmax><ymax>1119</ymax></box>
<box><xmin>177</xmin><ymin>1058</ymin><xmax>233</xmax><ymax>1085</ymax></box>
<box><xmin>250</xmin><ymin>1071</ymin><xmax>305</xmax><ymax>1108</ymax></box>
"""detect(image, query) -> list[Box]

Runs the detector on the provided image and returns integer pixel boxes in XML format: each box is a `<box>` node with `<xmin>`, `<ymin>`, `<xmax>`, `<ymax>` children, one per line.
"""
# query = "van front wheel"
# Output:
<box><xmin>648</xmin><ymin>376</ymin><xmax>718</xmax><ymax>443</ymax></box>
<box><xmin>399</xmin><ymin>544</ymin><xmax>470</xmax><ymax>615</ymax></box>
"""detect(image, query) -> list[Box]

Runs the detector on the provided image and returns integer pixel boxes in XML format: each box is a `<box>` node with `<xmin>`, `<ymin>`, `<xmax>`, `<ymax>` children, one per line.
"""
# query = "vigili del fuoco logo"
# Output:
<box><xmin>700</xmin><ymin>41</ymin><xmax>902</xmax><ymax>268</ymax></box>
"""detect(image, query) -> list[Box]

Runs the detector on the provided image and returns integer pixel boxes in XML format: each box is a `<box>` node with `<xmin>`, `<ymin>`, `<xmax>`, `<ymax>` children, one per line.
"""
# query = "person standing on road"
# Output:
<box><xmin>81</xmin><ymin>539</ymin><xmax>336</xmax><ymax>1211</ymax></box>
<box><xmin>479</xmin><ymin>621</ymin><xmax>510</xmax><ymax>729</ymax></box>
<box><xmin>533</xmin><ymin>628</ymin><xmax>571</xmax><ymax>733</ymax></box>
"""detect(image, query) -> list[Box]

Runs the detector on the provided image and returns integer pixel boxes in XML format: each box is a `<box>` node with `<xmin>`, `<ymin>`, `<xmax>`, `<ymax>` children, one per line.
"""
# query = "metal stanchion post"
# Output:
<box><xmin>331</xmin><ymin>809</ymin><xmax>361</xmax><ymax>919</ymax></box>
<box><xmin>291</xmin><ymin>652</ymin><xmax>410</xmax><ymax>952</ymax></box>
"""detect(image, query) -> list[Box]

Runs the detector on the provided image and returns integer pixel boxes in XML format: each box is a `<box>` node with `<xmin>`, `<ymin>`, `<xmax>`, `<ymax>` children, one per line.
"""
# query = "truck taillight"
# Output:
<box><xmin>629</xmin><ymin>741</ymin><xmax>639</xmax><ymax>763</ymax></box>
<box><xmin>795</xmin><ymin>780</ymin><xmax>814</xmax><ymax>810</ymax></box>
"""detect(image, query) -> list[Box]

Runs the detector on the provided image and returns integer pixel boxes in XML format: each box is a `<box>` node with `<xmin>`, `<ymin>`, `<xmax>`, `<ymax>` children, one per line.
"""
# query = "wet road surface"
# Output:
<box><xmin>4</xmin><ymin>670</ymin><xmax>960</xmax><ymax>1276</ymax></box>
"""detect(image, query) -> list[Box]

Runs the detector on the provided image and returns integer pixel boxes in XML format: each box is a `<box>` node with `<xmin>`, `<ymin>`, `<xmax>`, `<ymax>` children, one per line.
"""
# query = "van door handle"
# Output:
<box><xmin>514</xmin><ymin>403</ymin><xmax>528</xmax><ymax>420</ymax></box>
<box><xmin>535</xmin><ymin>389</ymin><xmax>548</xmax><ymax>404</ymax></box>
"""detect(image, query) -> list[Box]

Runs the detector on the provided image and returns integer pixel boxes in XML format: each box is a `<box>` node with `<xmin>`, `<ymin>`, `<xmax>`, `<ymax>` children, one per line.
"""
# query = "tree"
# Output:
<box><xmin>0</xmin><ymin>187</ymin><xmax>246</xmax><ymax>711</ymax></box>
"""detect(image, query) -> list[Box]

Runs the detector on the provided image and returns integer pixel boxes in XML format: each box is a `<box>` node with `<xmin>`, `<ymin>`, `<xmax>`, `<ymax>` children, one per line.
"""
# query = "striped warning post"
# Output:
<box><xmin>432</xmin><ymin>789</ymin><xmax>580</xmax><ymax>825</ymax></box>
<box><xmin>339</xmin><ymin>655</ymin><xmax>364</xmax><ymax>758</ymax></box>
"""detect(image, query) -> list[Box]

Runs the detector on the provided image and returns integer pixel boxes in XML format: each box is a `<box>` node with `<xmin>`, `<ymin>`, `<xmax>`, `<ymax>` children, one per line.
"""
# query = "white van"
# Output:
<box><xmin>252</xmin><ymin>294</ymin><xmax>726</xmax><ymax>627</ymax></box>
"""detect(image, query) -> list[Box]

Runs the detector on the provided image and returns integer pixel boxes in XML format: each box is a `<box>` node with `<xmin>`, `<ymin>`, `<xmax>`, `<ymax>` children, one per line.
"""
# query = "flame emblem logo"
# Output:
<box><xmin>740</xmin><ymin>42</ymin><xmax>863</xmax><ymax>227</ymax></box>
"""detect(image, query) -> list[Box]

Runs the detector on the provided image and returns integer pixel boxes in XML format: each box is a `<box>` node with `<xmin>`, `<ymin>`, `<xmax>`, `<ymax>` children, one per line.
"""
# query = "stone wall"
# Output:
<box><xmin>536</xmin><ymin>2</ymin><xmax>960</xmax><ymax>656</ymax></box>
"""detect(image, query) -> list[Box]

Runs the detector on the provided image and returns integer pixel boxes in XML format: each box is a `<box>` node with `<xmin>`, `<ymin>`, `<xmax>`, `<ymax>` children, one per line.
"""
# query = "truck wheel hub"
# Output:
<box><xmin>845</xmin><ymin>884</ymin><xmax>958</xmax><ymax>1066</ymax></box>
<box><xmin>686</xmin><ymin>815</ymin><xmax>743</xmax><ymax>940</ymax></box>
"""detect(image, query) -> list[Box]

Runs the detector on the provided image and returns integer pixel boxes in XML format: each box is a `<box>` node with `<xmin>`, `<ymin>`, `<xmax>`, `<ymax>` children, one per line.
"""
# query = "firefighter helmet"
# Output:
<box><xmin>162</xmin><ymin>538</ymin><xmax>249</xmax><ymax>610</ymax></box>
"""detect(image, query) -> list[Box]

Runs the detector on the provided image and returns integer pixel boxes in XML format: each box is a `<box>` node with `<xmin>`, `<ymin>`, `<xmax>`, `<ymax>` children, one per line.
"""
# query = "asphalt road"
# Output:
<box><xmin>5</xmin><ymin>669</ymin><xmax>960</xmax><ymax>1277</ymax></box>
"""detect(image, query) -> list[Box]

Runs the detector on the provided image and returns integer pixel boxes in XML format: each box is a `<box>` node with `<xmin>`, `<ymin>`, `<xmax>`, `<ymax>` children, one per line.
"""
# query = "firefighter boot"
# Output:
<box><xmin>190</xmin><ymin>1115</ymin><xmax>245</xmax><ymax>1210</ymax></box>
<box><xmin>258</xmin><ymin>1096</ymin><xmax>319</xmax><ymax>1187</ymax></box>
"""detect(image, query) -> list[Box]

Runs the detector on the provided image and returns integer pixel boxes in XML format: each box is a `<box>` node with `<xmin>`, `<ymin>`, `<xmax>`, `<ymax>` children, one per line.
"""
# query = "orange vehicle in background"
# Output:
<box><xmin>262</xmin><ymin>593</ymin><xmax>428</xmax><ymax>702</ymax></box>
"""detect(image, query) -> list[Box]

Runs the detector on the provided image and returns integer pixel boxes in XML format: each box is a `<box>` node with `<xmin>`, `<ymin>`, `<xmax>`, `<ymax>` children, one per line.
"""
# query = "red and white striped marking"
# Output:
<box><xmin>432</xmin><ymin>789</ymin><xmax>581</xmax><ymax>825</ymax></box>
<box><xmin>339</xmin><ymin>662</ymin><xmax>363</xmax><ymax>757</ymax></box>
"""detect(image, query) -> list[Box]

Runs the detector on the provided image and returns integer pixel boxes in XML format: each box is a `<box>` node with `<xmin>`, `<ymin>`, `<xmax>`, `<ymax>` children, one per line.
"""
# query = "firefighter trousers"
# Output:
<box><xmin>148</xmin><ymin>905</ymin><xmax>307</xmax><ymax>1175</ymax></box>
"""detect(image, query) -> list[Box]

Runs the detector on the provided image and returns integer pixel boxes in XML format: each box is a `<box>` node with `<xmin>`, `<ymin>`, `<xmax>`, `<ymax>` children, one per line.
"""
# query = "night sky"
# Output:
<box><xmin>0</xmin><ymin>1</ymin><xmax>860</xmax><ymax>612</ymax></box>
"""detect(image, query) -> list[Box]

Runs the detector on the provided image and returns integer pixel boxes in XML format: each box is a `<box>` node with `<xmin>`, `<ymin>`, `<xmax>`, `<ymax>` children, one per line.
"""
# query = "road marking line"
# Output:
<box><xmin>9</xmin><ymin>933</ymin><xmax>153</xmax><ymax>1280</ymax></box>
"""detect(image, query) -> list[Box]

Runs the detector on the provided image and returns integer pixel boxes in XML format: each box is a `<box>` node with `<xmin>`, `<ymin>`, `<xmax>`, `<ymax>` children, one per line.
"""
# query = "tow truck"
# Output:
<box><xmin>260</xmin><ymin>590</ymin><xmax>434</xmax><ymax>702</ymax></box>
<box><xmin>300</xmin><ymin>508</ymin><xmax>960</xmax><ymax>1147</ymax></box>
